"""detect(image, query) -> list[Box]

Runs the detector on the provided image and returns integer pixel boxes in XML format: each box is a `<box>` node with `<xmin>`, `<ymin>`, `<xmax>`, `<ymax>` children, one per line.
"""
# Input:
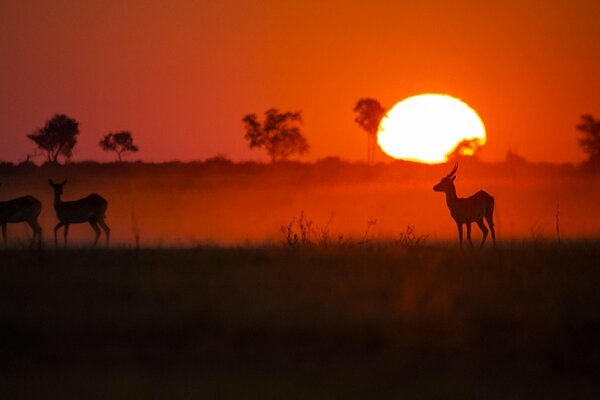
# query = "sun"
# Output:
<box><xmin>377</xmin><ymin>94</ymin><xmax>486</xmax><ymax>164</ymax></box>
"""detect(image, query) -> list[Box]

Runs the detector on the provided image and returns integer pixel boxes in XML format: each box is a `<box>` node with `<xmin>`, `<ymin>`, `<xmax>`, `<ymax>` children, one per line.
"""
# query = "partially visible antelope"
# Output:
<box><xmin>49</xmin><ymin>179</ymin><xmax>110</xmax><ymax>248</ymax></box>
<box><xmin>433</xmin><ymin>163</ymin><xmax>496</xmax><ymax>248</ymax></box>
<box><xmin>0</xmin><ymin>183</ymin><xmax>42</xmax><ymax>248</ymax></box>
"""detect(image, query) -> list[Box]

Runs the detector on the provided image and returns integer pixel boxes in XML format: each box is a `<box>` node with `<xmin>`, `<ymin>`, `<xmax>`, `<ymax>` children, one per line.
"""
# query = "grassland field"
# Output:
<box><xmin>1</xmin><ymin>243</ymin><xmax>599</xmax><ymax>399</ymax></box>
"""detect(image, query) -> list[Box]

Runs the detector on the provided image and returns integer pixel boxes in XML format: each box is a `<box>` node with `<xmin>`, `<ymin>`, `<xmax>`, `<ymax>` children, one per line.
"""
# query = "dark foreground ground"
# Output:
<box><xmin>1</xmin><ymin>244</ymin><xmax>599</xmax><ymax>399</ymax></box>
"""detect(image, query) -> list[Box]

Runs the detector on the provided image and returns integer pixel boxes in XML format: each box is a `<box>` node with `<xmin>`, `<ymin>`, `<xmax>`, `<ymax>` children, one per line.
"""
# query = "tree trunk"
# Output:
<box><xmin>367</xmin><ymin>134</ymin><xmax>375</xmax><ymax>165</ymax></box>
<box><xmin>52</xmin><ymin>143</ymin><xmax>65</xmax><ymax>164</ymax></box>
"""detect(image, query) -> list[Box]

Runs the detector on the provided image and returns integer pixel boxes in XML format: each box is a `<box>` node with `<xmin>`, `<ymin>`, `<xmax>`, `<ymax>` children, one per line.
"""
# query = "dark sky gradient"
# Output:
<box><xmin>1</xmin><ymin>0</ymin><xmax>600</xmax><ymax>163</ymax></box>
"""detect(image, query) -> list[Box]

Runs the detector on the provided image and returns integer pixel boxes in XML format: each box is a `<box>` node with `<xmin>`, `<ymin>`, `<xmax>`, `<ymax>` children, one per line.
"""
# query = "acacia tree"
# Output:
<box><xmin>353</xmin><ymin>98</ymin><xmax>386</xmax><ymax>164</ymax></box>
<box><xmin>99</xmin><ymin>131</ymin><xmax>139</xmax><ymax>161</ymax></box>
<box><xmin>576</xmin><ymin>114</ymin><xmax>600</xmax><ymax>165</ymax></box>
<box><xmin>27</xmin><ymin>114</ymin><xmax>80</xmax><ymax>164</ymax></box>
<box><xmin>447</xmin><ymin>138</ymin><xmax>484</xmax><ymax>160</ymax></box>
<box><xmin>242</xmin><ymin>109</ymin><xmax>309</xmax><ymax>162</ymax></box>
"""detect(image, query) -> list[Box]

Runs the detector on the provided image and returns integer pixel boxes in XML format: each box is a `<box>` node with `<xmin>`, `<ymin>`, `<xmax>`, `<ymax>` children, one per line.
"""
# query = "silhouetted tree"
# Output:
<box><xmin>99</xmin><ymin>131</ymin><xmax>139</xmax><ymax>161</ymax></box>
<box><xmin>447</xmin><ymin>138</ymin><xmax>483</xmax><ymax>160</ymax></box>
<box><xmin>353</xmin><ymin>98</ymin><xmax>386</xmax><ymax>164</ymax></box>
<box><xmin>576</xmin><ymin>114</ymin><xmax>600</xmax><ymax>165</ymax></box>
<box><xmin>242</xmin><ymin>109</ymin><xmax>309</xmax><ymax>162</ymax></box>
<box><xmin>27</xmin><ymin>114</ymin><xmax>80</xmax><ymax>164</ymax></box>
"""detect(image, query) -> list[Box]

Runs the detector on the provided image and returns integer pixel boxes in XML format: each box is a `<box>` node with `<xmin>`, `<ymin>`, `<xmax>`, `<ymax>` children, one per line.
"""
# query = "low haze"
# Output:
<box><xmin>1</xmin><ymin>161</ymin><xmax>597</xmax><ymax>247</ymax></box>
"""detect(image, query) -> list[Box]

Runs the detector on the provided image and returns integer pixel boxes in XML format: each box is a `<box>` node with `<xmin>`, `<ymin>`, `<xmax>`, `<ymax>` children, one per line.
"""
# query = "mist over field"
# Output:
<box><xmin>0</xmin><ymin>158</ymin><xmax>597</xmax><ymax>247</ymax></box>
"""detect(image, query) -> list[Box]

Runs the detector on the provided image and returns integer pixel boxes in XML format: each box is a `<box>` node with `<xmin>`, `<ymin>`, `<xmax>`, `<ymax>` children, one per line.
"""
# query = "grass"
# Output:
<box><xmin>1</xmin><ymin>244</ymin><xmax>599</xmax><ymax>398</ymax></box>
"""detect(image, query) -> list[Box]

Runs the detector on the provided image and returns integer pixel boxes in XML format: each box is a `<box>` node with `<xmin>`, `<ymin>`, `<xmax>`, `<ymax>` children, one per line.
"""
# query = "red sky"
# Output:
<box><xmin>1</xmin><ymin>0</ymin><xmax>600</xmax><ymax>164</ymax></box>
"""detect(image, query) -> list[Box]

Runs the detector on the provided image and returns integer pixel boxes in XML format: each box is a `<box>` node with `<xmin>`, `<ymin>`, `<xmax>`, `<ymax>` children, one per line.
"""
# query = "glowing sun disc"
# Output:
<box><xmin>377</xmin><ymin>94</ymin><xmax>486</xmax><ymax>164</ymax></box>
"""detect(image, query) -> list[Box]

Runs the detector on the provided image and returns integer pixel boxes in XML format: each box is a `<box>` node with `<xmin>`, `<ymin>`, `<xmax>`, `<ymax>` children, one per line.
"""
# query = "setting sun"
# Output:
<box><xmin>377</xmin><ymin>94</ymin><xmax>486</xmax><ymax>164</ymax></box>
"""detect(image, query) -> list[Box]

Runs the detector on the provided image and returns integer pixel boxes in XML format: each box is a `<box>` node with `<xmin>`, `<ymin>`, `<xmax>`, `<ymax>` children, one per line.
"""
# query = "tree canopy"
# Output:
<box><xmin>27</xmin><ymin>114</ymin><xmax>80</xmax><ymax>164</ymax></box>
<box><xmin>99</xmin><ymin>131</ymin><xmax>139</xmax><ymax>161</ymax></box>
<box><xmin>353</xmin><ymin>98</ymin><xmax>386</xmax><ymax>135</ymax></box>
<box><xmin>353</xmin><ymin>98</ymin><xmax>386</xmax><ymax>164</ymax></box>
<box><xmin>576</xmin><ymin>114</ymin><xmax>600</xmax><ymax>165</ymax></box>
<box><xmin>242</xmin><ymin>109</ymin><xmax>309</xmax><ymax>162</ymax></box>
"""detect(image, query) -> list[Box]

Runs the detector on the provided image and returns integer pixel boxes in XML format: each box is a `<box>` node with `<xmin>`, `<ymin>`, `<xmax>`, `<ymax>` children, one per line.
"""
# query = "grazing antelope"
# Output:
<box><xmin>0</xmin><ymin>183</ymin><xmax>42</xmax><ymax>248</ymax></box>
<box><xmin>49</xmin><ymin>179</ymin><xmax>110</xmax><ymax>248</ymax></box>
<box><xmin>433</xmin><ymin>163</ymin><xmax>496</xmax><ymax>248</ymax></box>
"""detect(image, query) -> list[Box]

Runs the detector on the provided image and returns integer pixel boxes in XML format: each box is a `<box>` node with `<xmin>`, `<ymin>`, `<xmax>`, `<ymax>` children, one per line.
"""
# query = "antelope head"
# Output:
<box><xmin>433</xmin><ymin>163</ymin><xmax>458</xmax><ymax>192</ymax></box>
<box><xmin>48</xmin><ymin>179</ymin><xmax>68</xmax><ymax>195</ymax></box>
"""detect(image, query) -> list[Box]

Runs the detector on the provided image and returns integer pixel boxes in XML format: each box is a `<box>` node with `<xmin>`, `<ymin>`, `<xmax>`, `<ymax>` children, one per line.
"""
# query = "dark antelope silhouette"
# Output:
<box><xmin>433</xmin><ymin>164</ymin><xmax>495</xmax><ymax>248</ymax></box>
<box><xmin>0</xmin><ymin>183</ymin><xmax>42</xmax><ymax>248</ymax></box>
<box><xmin>49</xmin><ymin>179</ymin><xmax>110</xmax><ymax>248</ymax></box>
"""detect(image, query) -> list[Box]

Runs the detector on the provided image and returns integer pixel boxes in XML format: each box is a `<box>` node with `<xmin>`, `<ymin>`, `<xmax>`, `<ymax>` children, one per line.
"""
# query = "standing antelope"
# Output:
<box><xmin>0</xmin><ymin>183</ymin><xmax>42</xmax><ymax>248</ymax></box>
<box><xmin>49</xmin><ymin>179</ymin><xmax>110</xmax><ymax>248</ymax></box>
<box><xmin>433</xmin><ymin>164</ymin><xmax>496</xmax><ymax>248</ymax></box>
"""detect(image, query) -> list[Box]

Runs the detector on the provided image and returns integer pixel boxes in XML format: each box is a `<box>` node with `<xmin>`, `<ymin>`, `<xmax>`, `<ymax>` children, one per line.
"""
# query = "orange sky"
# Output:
<box><xmin>1</xmin><ymin>0</ymin><xmax>600</xmax><ymax>164</ymax></box>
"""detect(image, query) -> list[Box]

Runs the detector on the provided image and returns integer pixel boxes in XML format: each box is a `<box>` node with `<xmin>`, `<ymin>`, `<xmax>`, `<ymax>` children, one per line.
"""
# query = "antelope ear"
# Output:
<box><xmin>61</xmin><ymin>179</ymin><xmax>67</xmax><ymax>185</ymax></box>
<box><xmin>450</xmin><ymin>176</ymin><xmax>456</xmax><ymax>182</ymax></box>
<box><xmin>49</xmin><ymin>179</ymin><xmax>54</xmax><ymax>186</ymax></box>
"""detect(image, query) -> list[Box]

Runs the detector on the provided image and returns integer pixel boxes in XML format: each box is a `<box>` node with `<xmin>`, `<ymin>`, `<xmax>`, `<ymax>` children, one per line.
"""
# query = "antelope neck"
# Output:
<box><xmin>444</xmin><ymin>184</ymin><xmax>458</xmax><ymax>209</ymax></box>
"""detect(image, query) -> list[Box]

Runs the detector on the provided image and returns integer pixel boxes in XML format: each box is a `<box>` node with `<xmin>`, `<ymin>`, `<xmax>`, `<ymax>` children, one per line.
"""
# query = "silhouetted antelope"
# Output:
<box><xmin>0</xmin><ymin>183</ymin><xmax>42</xmax><ymax>248</ymax></box>
<box><xmin>433</xmin><ymin>164</ymin><xmax>495</xmax><ymax>248</ymax></box>
<box><xmin>49</xmin><ymin>179</ymin><xmax>110</xmax><ymax>248</ymax></box>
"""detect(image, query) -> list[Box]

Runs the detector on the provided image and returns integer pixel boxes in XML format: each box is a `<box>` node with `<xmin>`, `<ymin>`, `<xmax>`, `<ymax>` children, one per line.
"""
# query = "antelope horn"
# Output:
<box><xmin>445</xmin><ymin>162</ymin><xmax>458</xmax><ymax>179</ymax></box>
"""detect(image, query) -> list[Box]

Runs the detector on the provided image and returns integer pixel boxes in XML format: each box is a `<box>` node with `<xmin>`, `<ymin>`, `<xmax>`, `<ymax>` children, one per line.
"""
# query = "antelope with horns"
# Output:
<box><xmin>0</xmin><ymin>183</ymin><xmax>42</xmax><ymax>248</ymax></box>
<box><xmin>433</xmin><ymin>163</ymin><xmax>496</xmax><ymax>248</ymax></box>
<box><xmin>49</xmin><ymin>179</ymin><xmax>110</xmax><ymax>248</ymax></box>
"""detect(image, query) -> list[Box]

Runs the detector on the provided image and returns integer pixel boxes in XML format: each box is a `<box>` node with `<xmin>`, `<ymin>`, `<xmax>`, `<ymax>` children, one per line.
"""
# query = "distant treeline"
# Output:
<box><xmin>0</xmin><ymin>155</ymin><xmax>588</xmax><ymax>187</ymax></box>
